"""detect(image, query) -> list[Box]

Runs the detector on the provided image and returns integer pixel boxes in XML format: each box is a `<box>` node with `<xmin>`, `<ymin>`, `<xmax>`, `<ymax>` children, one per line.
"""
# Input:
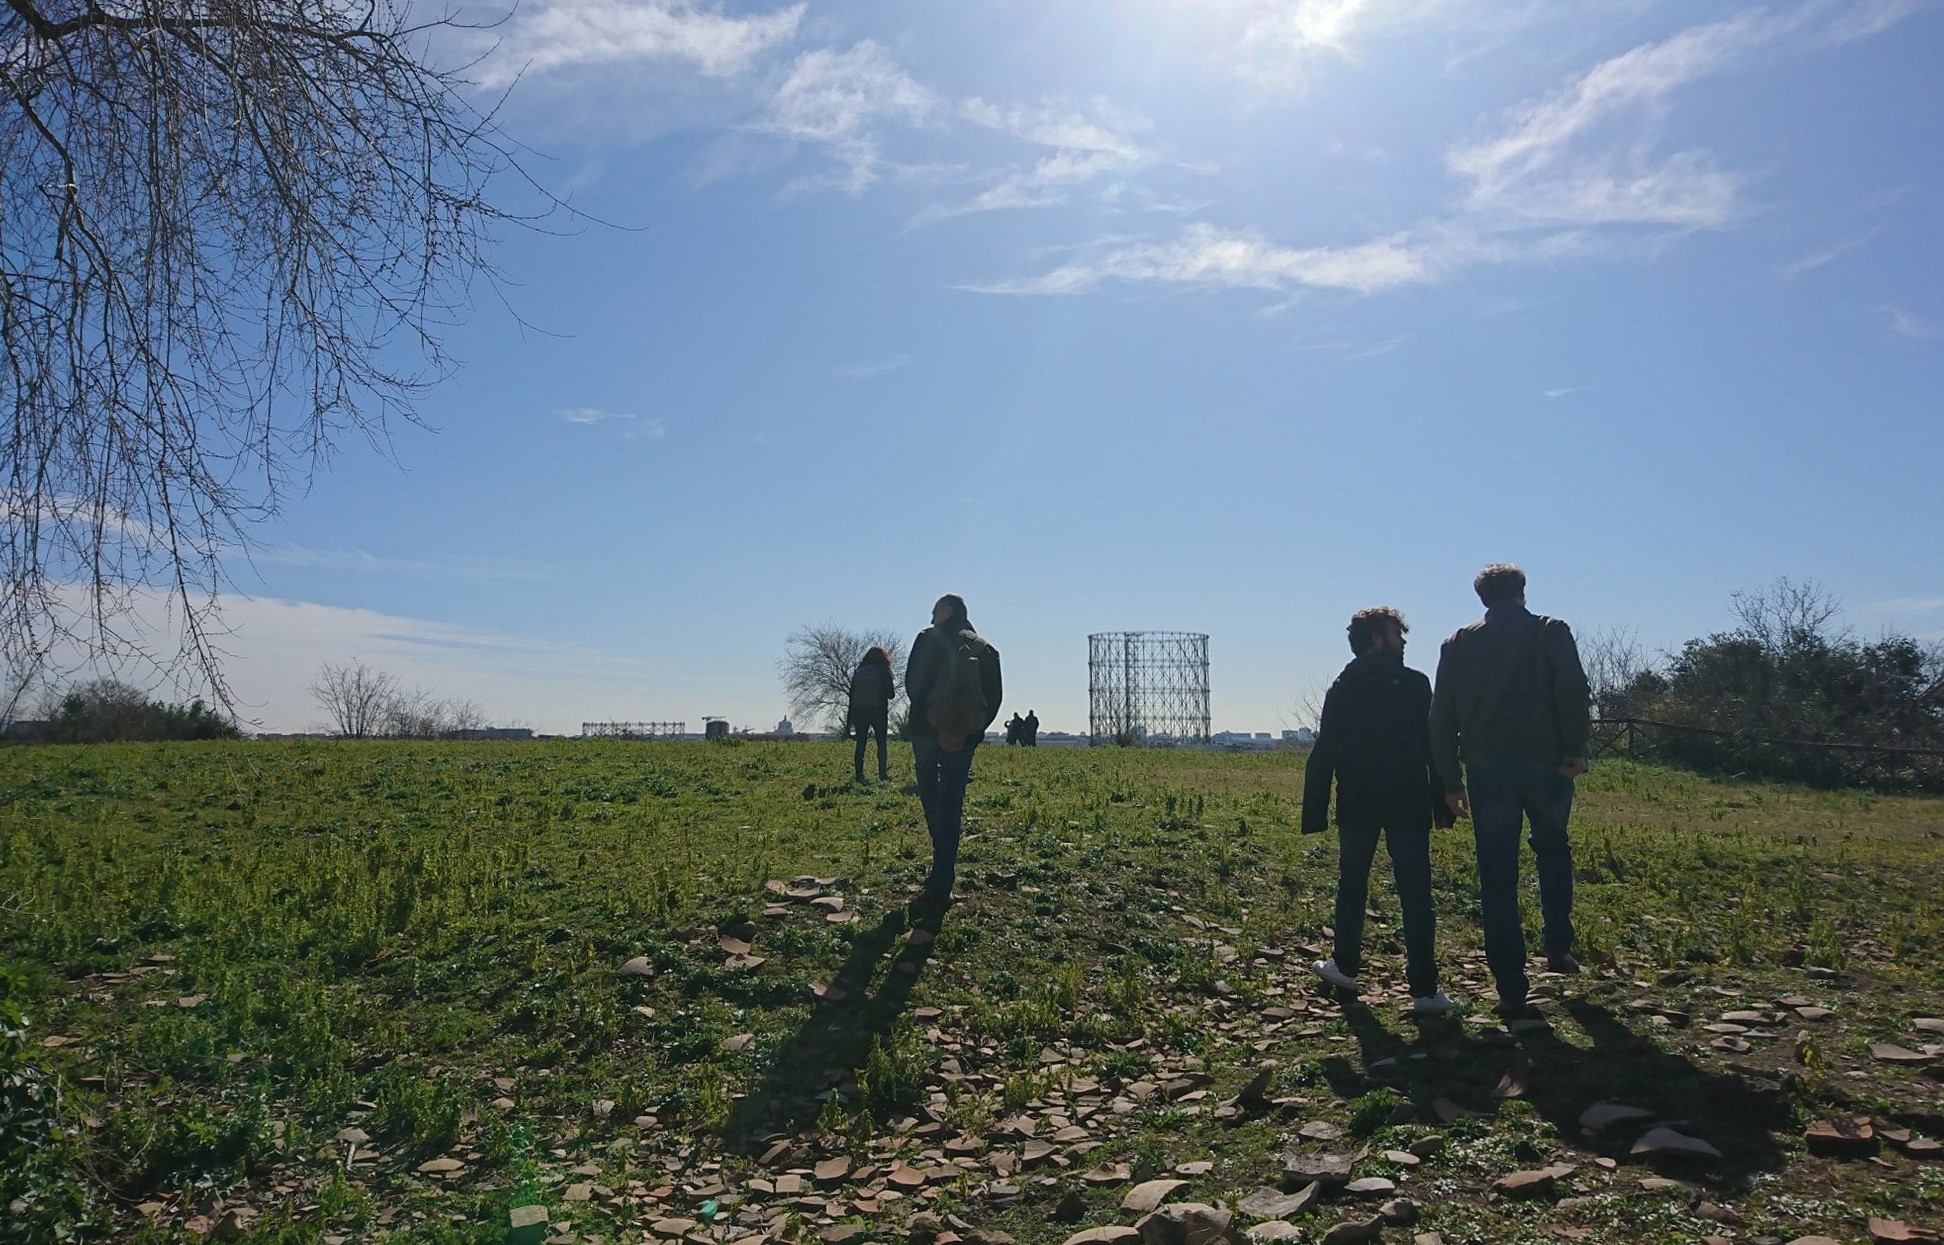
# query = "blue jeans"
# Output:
<box><xmin>853</xmin><ymin>710</ymin><xmax>889</xmax><ymax>779</ymax></box>
<box><xmin>1468</xmin><ymin>759</ymin><xmax>1577</xmax><ymax>1004</ymax></box>
<box><xmin>911</xmin><ymin>737</ymin><xmax>976</xmax><ymax>899</ymax></box>
<box><xmin>1334</xmin><ymin>823</ymin><xmax>1438</xmax><ymax>999</ymax></box>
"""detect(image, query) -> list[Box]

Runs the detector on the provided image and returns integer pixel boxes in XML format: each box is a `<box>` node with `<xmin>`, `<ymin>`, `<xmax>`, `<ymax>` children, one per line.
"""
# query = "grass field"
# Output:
<box><xmin>4</xmin><ymin>740</ymin><xmax>1942</xmax><ymax>1245</ymax></box>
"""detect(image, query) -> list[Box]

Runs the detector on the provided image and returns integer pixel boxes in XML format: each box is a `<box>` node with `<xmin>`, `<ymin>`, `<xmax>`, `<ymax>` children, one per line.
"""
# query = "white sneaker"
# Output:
<box><xmin>1312</xmin><ymin>959</ymin><xmax>1360</xmax><ymax>993</ymax></box>
<box><xmin>1411</xmin><ymin>992</ymin><xmax>1457</xmax><ymax>1017</ymax></box>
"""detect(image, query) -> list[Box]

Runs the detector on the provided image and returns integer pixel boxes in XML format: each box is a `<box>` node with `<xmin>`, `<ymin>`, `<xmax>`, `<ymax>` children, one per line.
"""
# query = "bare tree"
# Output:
<box><xmin>1284</xmin><ymin>673</ymin><xmax>1331</xmax><ymax>737</ymax></box>
<box><xmin>310</xmin><ymin>659</ymin><xmax>400</xmax><ymax>739</ymax></box>
<box><xmin>1578</xmin><ymin>623</ymin><xmax>1656</xmax><ymax>720</ymax></box>
<box><xmin>779</xmin><ymin>622</ymin><xmax>906</xmax><ymax>734</ymax></box>
<box><xmin>1729</xmin><ymin>577</ymin><xmax>1847</xmax><ymax>654</ymax></box>
<box><xmin>3</xmin><ymin>0</ymin><xmax>547</xmax><ymax>705</ymax></box>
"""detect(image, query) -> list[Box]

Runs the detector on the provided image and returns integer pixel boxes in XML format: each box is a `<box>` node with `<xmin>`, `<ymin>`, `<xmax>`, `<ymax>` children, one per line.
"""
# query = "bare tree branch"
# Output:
<box><xmin>3</xmin><ymin>0</ymin><xmax>556</xmax><ymax>705</ymax></box>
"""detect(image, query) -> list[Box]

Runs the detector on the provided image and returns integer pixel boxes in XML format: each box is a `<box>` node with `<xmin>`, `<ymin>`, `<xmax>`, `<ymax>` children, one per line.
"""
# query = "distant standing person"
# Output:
<box><xmin>905</xmin><ymin>594</ymin><xmax>1003</xmax><ymax>910</ymax></box>
<box><xmin>1023</xmin><ymin>710</ymin><xmax>1040</xmax><ymax>746</ymax></box>
<box><xmin>848</xmin><ymin>645</ymin><xmax>896</xmax><ymax>783</ymax></box>
<box><xmin>1003</xmin><ymin>713</ymin><xmax>1024</xmax><ymax>746</ymax></box>
<box><xmin>1430</xmin><ymin>563</ymin><xmax>1593</xmax><ymax>1015</ymax></box>
<box><xmin>1303</xmin><ymin>607</ymin><xmax>1456</xmax><ymax>1017</ymax></box>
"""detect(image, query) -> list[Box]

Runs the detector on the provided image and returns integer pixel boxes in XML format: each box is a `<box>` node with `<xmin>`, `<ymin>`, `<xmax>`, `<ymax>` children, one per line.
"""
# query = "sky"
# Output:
<box><xmin>71</xmin><ymin>0</ymin><xmax>1944</xmax><ymax>735</ymax></box>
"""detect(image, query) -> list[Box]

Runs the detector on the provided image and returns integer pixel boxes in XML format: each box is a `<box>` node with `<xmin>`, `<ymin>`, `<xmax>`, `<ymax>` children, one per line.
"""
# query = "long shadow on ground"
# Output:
<box><xmin>1335</xmin><ymin>995</ymin><xmax>1791</xmax><ymax>1189</ymax></box>
<box><xmin>722</xmin><ymin>902</ymin><xmax>940</xmax><ymax>1150</ymax></box>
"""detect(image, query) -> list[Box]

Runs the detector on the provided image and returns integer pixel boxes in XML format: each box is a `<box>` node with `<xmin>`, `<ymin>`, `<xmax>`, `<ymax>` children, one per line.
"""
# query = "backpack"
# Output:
<box><xmin>849</xmin><ymin>662</ymin><xmax>885</xmax><ymax>716</ymax></box>
<box><xmin>926</xmin><ymin>626</ymin><xmax>990</xmax><ymax>738</ymax></box>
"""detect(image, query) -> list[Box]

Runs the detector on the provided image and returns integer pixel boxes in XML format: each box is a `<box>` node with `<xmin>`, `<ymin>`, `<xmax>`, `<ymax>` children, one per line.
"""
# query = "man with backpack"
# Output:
<box><xmin>1430</xmin><ymin>563</ymin><xmax>1593</xmax><ymax>1017</ymax></box>
<box><xmin>1303</xmin><ymin>607</ymin><xmax>1456</xmax><ymax>1017</ymax></box>
<box><xmin>904</xmin><ymin>594</ymin><xmax>1003</xmax><ymax>910</ymax></box>
<box><xmin>848</xmin><ymin>645</ymin><xmax>896</xmax><ymax>783</ymax></box>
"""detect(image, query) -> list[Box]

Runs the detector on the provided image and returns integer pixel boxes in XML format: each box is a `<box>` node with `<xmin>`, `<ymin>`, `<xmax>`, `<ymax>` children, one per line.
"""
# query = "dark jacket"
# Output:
<box><xmin>848</xmin><ymin>660</ymin><xmax>895</xmax><ymax>727</ymax></box>
<box><xmin>905</xmin><ymin>618</ymin><xmax>1003</xmax><ymax>740</ymax></box>
<box><xmin>1429</xmin><ymin>604</ymin><xmax>1592</xmax><ymax>787</ymax></box>
<box><xmin>1302</xmin><ymin>651</ymin><xmax>1448</xmax><ymax>833</ymax></box>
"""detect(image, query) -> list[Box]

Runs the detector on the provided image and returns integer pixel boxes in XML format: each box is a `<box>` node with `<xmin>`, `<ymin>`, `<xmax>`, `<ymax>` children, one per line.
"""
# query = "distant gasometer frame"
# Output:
<box><xmin>1087</xmin><ymin>631</ymin><xmax>1210</xmax><ymax>746</ymax></box>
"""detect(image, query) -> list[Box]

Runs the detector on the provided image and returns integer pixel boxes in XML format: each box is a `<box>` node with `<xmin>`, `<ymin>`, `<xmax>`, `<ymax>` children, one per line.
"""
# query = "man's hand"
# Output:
<box><xmin>1445</xmin><ymin>790</ymin><xmax>1469</xmax><ymax>820</ymax></box>
<box><xmin>1558</xmin><ymin>756</ymin><xmax>1589</xmax><ymax>779</ymax></box>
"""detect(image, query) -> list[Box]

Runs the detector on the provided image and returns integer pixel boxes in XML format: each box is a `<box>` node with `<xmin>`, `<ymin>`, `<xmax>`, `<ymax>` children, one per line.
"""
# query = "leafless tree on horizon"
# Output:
<box><xmin>779</xmin><ymin>622</ymin><xmax>907</xmax><ymax>735</ymax></box>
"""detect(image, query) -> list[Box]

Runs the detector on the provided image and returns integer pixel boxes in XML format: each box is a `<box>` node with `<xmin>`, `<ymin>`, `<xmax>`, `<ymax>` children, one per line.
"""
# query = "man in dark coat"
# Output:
<box><xmin>905</xmin><ymin>593</ymin><xmax>1003</xmax><ymax>910</ymax></box>
<box><xmin>1303</xmin><ymin>606</ymin><xmax>1454</xmax><ymax>1015</ymax></box>
<box><xmin>1430</xmin><ymin>563</ymin><xmax>1592</xmax><ymax>1014</ymax></box>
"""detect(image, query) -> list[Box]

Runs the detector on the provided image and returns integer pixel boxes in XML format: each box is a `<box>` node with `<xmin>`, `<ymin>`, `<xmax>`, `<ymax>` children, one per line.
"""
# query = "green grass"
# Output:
<box><xmin>3</xmin><ymin>740</ymin><xmax>1942</xmax><ymax>1243</ymax></box>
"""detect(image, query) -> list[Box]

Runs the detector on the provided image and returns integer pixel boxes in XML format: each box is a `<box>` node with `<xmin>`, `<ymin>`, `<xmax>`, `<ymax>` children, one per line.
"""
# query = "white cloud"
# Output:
<box><xmin>1499</xmin><ymin>151</ymin><xmax>1745</xmax><ymax>228</ymax></box>
<box><xmin>905</xmin><ymin>100</ymin><xmax>1158</xmax><ymax>222</ymax></box>
<box><xmin>1449</xmin><ymin>14</ymin><xmax>1777</xmax><ymax>230</ymax></box>
<box><xmin>756</xmin><ymin>41</ymin><xmax>938</xmax><ymax>192</ymax></box>
<box><xmin>1819</xmin><ymin>0</ymin><xmax>1937</xmax><ymax>44</ymax></box>
<box><xmin>965</xmin><ymin>223</ymin><xmax>1434</xmax><ymax>297</ymax></box>
<box><xmin>1544</xmin><ymin>386</ymin><xmax>1592</xmax><ymax>400</ymax></box>
<box><xmin>474</xmin><ymin>0</ymin><xmax>805</xmax><ymax>88</ymax></box>
<box><xmin>1885</xmin><ymin>306</ymin><xmax>1943</xmax><ymax>340</ymax></box>
<box><xmin>1777</xmin><ymin>230</ymin><xmax>1877</xmax><ymax>281</ymax></box>
<box><xmin>557</xmin><ymin>408</ymin><xmax>665</xmax><ymax>438</ymax></box>
<box><xmin>1302</xmin><ymin>335</ymin><xmax>1412</xmax><ymax>361</ymax></box>
<box><xmin>27</xmin><ymin>586</ymin><xmax>779</xmax><ymax>733</ymax></box>
<box><xmin>961</xmin><ymin>99</ymin><xmax>1151</xmax><ymax>160</ymax></box>
<box><xmin>247</xmin><ymin>545</ymin><xmax>554</xmax><ymax>583</ymax></box>
<box><xmin>916</xmin><ymin>100</ymin><xmax>1159</xmax><ymax>221</ymax></box>
<box><xmin>832</xmin><ymin>354</ymin><xmax>914</xmax><ymax>379</ymax></box>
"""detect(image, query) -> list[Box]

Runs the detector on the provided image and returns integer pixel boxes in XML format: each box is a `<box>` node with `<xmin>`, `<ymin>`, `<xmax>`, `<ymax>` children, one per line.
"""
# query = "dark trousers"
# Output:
<box><xmin>852</xmin><ymin>710</ymin><xmax>889</xmax><ymax>779</ymax></box>
<box><xmin>1467</xmin><ymin>759</ymin><xmax>1577</xmax><ymax>1005</ymax></box>
<box><xmin>911</xmin><ymin>737</ymin><xmax>976</xmax><ymax>899</ymax></box>
<box><xmin>1333</xmin><ymin>822</ymin><xmax>1438</xmax><ymax>998</ymax></box>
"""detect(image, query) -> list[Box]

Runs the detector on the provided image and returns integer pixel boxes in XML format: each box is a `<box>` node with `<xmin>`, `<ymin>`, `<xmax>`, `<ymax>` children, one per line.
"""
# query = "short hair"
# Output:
<box><xmin>1474</xmin><ymin>563</ymin><xmax>1527</xmax><ymax>607</ymax></box>
<box><xmin>1347</xmin><ymin>607</ymin><xmax>1408</xmax><ymax>656</ymax></box>
<box><xmin>933</xmin><ymin>593</ymin><xmax>967</xmax><ymax>620</ymax></box>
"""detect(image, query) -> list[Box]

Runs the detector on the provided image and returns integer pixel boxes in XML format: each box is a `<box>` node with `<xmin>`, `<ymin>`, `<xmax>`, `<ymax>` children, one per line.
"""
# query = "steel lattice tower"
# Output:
<box><xmin>1088</xmin><ymin>631</ymin><xmax>1210</xmax><ymax>746</ymax></box>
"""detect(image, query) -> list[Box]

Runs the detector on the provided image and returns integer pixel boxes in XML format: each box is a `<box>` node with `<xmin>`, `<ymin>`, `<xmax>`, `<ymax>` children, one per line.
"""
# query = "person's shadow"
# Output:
<box><xmin>722</xmin><ymin>902</ymin><xmax>939</xmax><ymax>1150</ymax></box>
<box><xmin>1333</xmin><ymin>996</ymin><xmax>1790</xmax><ymax>1188</ymax></box>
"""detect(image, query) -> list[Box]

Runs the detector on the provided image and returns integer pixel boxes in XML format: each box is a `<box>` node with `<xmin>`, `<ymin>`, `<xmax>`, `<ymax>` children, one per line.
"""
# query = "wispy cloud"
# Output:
<box><xmin>1885</xmin><ymin>306</ymin><xmax>1943</xmax><ymax>340</ymax></box>
<box><xmin>1820</xmin><ymin>0</ymin><xmax>1937</xmax><ymax>44</ymax></box>
<box><xmin>832</xmin><ymin>354</ymin><xmax>914</xmax><ymax>379</ymax></box>
<box><xmin>1303</xmin><ymin>335</ymin><xmax>1412</xmax><ymax>361</ymax></box>
<box><xmin>1544</xmin><ymin>385</ymin><xmax>1592</xmax><ymax>400</ymax></box>
<box><xmin>755</xmin><ymin>41</ymin><xmax>938</xmax><ymax>192</ymax></box>
<box><xmin>964</xmin><ymin>223</ymin><xmax>1434</xmax><ymax>297</ymax></box>
<box><xmin>1448</xmin><ymin>14</ymin><xmax>1777</xmax><ymax>230</ymax></box>
<box><xmin>1853</xmin><ymin>595</ymin><xmax>1944</xmax><ymax>618</ymax></box>
<box><xmin>474</xmin><ymin>0</ymin><xmax>805</xmax><ymax>89</ymax></box>
<box><xmin>557</xmin><ymin>408</ymin><xmax>667</xmax><ymax>438</ymax></box>
<box><xmin>1777</xmin><ymin>230</ymin><xmax>1877</xmax><ymax>281</ymax></box>
<box><xmin>913</xmin><ymin>100</ymin><xmax>1156</xmax><ymax>222</ymax></box>
<box><xmin>248</xmin><ymin>545</ymin><xmax>554</xmax><ymax>583</ymax></box>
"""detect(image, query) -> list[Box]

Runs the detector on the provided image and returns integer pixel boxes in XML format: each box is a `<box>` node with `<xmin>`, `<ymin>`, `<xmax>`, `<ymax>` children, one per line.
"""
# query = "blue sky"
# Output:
<box><xmin>159</xmin><ymin>0</ymin><xmax>1944</xmax><ymax>734</ymax></box>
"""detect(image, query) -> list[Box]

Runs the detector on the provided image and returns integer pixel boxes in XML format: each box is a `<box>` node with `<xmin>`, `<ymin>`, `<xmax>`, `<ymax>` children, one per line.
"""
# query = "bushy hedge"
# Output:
<box><xmin>37</xmin><ymin>679</ymin><xmax>241</xmax><ymax>743</ymax></box>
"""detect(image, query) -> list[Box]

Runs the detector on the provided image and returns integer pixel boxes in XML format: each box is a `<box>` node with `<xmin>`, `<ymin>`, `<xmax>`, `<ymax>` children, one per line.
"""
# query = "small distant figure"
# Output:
<box><xmin>1003</xmin><ymin>713</ymin><xmax>1025</xmax><ymax>746</ymax></box>
<box><xmin>1022</xmin><ymin>709</ymin><xmax>1040</xmax><ymax>746</ymax></box>
<box><xmin>847</xmin><ymin>645</ymin><xmax>896</xmax><ymax>783</ymax></box>
<box><xmin>905</xmin><ymin>593</ymin><xmax>1003</xmax><ymax>911</ymax></box>
<box><xmin>1430</xmin><ymin>563</ymin><xmax>1593</xmax><ymax>1016</ymax></box>
<box><xmin>1303</xmin><ymin>607</ymin><xmax>1455</xmax><ymax>1018</ymax></box>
